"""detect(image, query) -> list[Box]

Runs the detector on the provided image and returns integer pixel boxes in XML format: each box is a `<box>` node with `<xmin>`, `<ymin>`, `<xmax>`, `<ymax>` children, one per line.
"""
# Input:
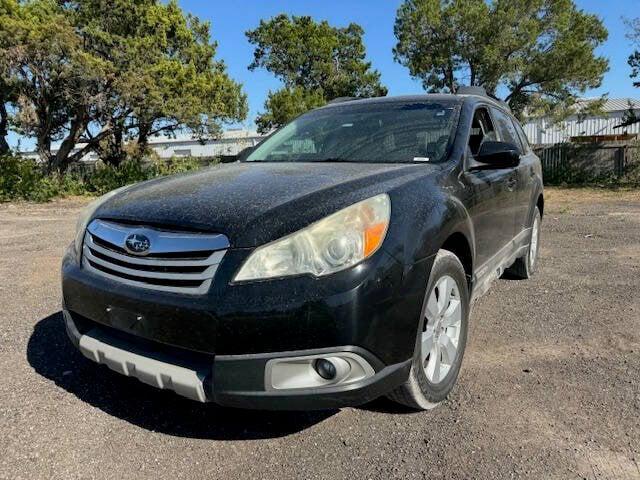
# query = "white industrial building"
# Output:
<box><xmin>522</xmin><ymin>98</ymin><xmax>640</xmax><ymax>145</ymax></box>
<box><xmin>23</xmin><ymin>128</ymin><xmax>264</xmax><ymax>162</ymax></box>
<box><xmin>128</xmin><ymin>129</ymin><xmax>263</xmax><ymax>159</ymax></box>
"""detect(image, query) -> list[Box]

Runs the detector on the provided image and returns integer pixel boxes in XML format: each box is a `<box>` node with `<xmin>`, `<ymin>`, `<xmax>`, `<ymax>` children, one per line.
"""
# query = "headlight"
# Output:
<box><xmin>234</xmin><ymin>194</ymin><xmax>391</xmax><ymax>282</ymax></box>
<box><xmin>74</xmin><ymin>185</ymin><xmax>131</xmax><ymax>257</ymax></box>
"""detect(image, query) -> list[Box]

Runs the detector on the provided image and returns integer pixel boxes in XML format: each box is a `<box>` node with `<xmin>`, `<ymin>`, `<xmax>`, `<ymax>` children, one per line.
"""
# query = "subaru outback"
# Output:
<box><xmin>61</xmin><ymin>90</ymin><xmax>543</xmax><ymax>410</ymax></box>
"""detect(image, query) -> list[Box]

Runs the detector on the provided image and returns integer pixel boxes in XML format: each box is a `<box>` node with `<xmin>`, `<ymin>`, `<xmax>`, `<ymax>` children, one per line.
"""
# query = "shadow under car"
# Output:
<box><xmin>27</xmin><ymin>312</ymin><xmax>337</xmax><ymax>440</ymax></box>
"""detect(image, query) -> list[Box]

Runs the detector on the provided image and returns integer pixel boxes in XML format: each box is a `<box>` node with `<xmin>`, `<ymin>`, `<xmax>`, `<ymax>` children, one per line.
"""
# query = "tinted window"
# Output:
<box><xmin>491</xmin><ymin>108</ymin><xmax>522</xmax><ymax>153</ymax></box>
<box><xmin>245</xmin><ymin>101</ymin><xmax>461</xmax><ymax>164</ymax></box>
<box><xmin>511</xmin><ymin>118</ymin><xmax>530</xmax><ymax>152</ymax></box>
<box><xmin>468</xmin><ymin>108</ymin><xmax>497</xmax><ymax>156</ymax></box>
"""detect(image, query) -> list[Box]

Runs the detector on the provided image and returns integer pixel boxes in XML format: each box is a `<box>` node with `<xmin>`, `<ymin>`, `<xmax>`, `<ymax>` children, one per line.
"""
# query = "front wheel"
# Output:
<box><xmin>387</xmin><ymin>249</ymin><xmax>469</xmax><ymax>410</ymax></box>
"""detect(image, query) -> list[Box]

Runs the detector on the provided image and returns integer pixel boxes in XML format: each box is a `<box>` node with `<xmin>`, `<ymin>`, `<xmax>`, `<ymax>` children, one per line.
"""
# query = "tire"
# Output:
<box><xmin>506</xmin><ymin>206</ymin><xmax>541</xmax><ymax>279</ymax></box>
<box><xmin>387</xmin><ymin>249</ymin><xmax>470</xmax><ymax>410</ymax></box>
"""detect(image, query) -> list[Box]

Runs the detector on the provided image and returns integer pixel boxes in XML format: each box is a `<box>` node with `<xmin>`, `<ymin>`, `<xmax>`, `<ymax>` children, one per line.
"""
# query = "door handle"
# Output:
<box><xmin>506</xmin><ymin>176</ymin><xmax>517</xmax><ymax>191</ymax></box>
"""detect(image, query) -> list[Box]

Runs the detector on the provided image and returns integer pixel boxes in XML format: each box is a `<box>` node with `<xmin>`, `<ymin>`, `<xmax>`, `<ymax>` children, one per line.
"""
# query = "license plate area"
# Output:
<box><xmin>105</xmin><ymin>305</ymin><xmax>147</xmax><ymax>335</ymax></box>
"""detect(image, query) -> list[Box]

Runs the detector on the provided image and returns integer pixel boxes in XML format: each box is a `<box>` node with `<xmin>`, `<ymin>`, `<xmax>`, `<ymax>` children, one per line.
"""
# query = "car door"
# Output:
<box><xmin>460</xmin><ymin>106</ymin><xmax>518</xmax><ymax>268</ymax></box>
<box><xmin>490</xmin><ymin>107</ymin><xmax>532</xmax><ymax>235</ymax></box>
<box><xmin>510</xmin><ymin>117</ymin><xmax>538</xmax><ymax>233</ymax></box>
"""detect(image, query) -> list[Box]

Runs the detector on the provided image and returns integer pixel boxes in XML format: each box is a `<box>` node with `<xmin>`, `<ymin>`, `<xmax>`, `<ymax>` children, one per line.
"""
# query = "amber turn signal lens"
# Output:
<box><xmin>364</xmin><ymin>222</ymin><xmax>388</xmax><ymax>257</ymax></box>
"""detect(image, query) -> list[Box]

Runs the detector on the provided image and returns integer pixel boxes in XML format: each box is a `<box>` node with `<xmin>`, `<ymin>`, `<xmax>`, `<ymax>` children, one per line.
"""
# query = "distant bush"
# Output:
<box><xmin>0</xmin><ymin>155</ymin><xmax>215</xmax><ymax>202</ymax></box>
<box><xmin>85</xmin><ymin>158</ymin><xmax>206</xmax><ymax>195</ymax></box>
<box><xmin>0</xmin><ymin>155</ymin><xmax>63</xmax><ymax>202</ymax></box>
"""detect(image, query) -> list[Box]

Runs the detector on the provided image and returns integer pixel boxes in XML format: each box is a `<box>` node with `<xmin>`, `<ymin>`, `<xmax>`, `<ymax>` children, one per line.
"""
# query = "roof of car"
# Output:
<box><xmin>320</xmin><ymin>93</ymin><xmax>510</xmax><ymax>112</ymax></box>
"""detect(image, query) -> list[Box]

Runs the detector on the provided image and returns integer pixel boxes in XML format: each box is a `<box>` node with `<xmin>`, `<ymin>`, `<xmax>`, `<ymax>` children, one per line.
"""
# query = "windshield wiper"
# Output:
<box><xmin>308</xmin><ymin>158</ymin><xmax>353</xmax><ymax>162</ymax></box>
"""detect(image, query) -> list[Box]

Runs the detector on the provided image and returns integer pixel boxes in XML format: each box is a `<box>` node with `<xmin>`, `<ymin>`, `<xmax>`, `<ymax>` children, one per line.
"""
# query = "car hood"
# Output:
<box><xmin>94</xmin><ymin>161</ymin><xmax>435</xmax><ymax>247</ymax></box>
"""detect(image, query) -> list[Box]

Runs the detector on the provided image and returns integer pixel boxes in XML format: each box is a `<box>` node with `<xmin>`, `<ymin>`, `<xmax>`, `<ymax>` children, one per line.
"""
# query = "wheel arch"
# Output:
<box><xmin>428</xmin><ymin>194</ymin><xmax>476</xmax><ymax>289</ymax></box>
<box><xmin>536</xmin><ymin>192</ymin><xmax>544</xmax><ymax>218</ymax></box>
<box><xmin>440</xmin><ymin>232</ymin><xmax>473</xmax><ymax>288</ymax></box>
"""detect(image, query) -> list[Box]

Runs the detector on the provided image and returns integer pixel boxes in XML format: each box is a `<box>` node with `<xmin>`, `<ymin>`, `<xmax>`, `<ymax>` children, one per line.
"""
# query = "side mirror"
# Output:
<box><xmin>472</xmin><ymin>141</ymin><xmax>520</xmax><ymax>169</ymax></box>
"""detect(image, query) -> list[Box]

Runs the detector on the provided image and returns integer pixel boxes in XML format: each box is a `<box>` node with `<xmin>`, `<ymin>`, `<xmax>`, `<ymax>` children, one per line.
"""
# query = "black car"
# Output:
<box><xmin>61</xmin><ymin>90</ymin><xmax>543</xmax><ymax>410</ymax></box>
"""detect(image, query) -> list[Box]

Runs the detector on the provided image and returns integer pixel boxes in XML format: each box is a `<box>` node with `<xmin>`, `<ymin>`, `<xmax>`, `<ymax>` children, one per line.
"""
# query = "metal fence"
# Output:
<box><xmin>532</xmin><ymin>143</ymin><xmax>640</xmax><ymax>184</ymax></box>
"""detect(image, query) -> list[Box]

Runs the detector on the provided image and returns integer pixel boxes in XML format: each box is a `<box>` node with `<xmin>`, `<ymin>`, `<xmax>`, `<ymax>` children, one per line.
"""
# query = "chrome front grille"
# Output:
<box><xmin>82</xmin><ymin>219</ymin><xmax>229</xmax><ymax>295</ymax></box>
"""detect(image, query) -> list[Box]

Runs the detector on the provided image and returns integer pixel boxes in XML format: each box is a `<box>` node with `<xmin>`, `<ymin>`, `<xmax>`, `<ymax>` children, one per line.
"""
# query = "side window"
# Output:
<box><xmin>468</xmin><ymin>108</ymin><xmax>497</xmax><ymax>156</ymax></box>
<box><xmin>512</xmin><ymin>118</ymin><xmax>530</xmax><ymax>152</ymax></box>
<box><xmin>491</xmin><ymin>108</ymin><xmax>522</xmax><ymax>153</ymax></box>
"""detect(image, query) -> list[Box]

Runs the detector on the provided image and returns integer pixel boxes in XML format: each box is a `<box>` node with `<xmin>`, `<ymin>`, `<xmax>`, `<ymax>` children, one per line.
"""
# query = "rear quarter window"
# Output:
<box><xmin>490</xmin><ymin>108</ymin><xmax>523</xmax><ymax>153</ymax></box>
<box><xmin>511</xmin><ymin>118</ymin><xmax>531</xmax><ymax>152</ymax></box>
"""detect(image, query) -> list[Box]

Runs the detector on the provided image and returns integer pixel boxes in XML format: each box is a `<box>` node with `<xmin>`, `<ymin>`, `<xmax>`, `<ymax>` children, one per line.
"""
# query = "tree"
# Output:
<box><xmin>0</xmin><ymin>0</ymin><xmax>105</xmax><ymax>171</ymax></box>
<box><xmin>68</xmin><ymin>0</ymin><xmax>247</xmax><ymax>165</ymax></box>
<box><xmin>0</xmin><ymin>0</ymin><xmax>19</xmax><ymax>155</ymax></box>
<box><xmin>246</xmin><ymin>14</ymin><xmax>387</xmax><ymax>132</ymax></box>
<box><xmin>393</xmin><ymin>0</ymin><xmax>609</xmax><ymax>118</ymax></box>
<box><xmin>255</xmin><ymin>87</ymin><xmax>326</xmax><ymax>133</ymax></box>
<box><xmin>0</xmin><ymin>0</ymin><xmax>247</xmax><ymax>172</ymax></box>
<box><xmin>0</xmin><ymin>77</ymin><xmax>14</xmax><ymax>155</ymax></box>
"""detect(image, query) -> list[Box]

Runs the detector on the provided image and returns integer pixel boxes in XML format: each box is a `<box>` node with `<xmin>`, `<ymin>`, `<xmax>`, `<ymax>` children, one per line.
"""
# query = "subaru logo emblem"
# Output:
<box><xmin>124</xmin><ymin>233</ymin><xmax>151</xmax><ymax>255</ymax></box>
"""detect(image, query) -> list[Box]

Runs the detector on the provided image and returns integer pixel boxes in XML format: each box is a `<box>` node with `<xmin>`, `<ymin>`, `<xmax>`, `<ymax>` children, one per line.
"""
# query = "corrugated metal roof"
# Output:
<box><xmin>522</xmin><ymin>97</ymin><xmax>640</xmax><ymax>144</ymax></box>
<box><xmin>576</xmin><ymin>98</ymin><xmax>640</xmax><ymax>113</ymax></box>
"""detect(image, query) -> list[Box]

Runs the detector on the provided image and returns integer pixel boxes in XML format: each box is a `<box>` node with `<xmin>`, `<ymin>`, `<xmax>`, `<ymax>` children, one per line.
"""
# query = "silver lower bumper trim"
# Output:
<box><xmin>64</xmin><ymin>310</ymin><xmax>208</xmax><ymax>402</ymax></box>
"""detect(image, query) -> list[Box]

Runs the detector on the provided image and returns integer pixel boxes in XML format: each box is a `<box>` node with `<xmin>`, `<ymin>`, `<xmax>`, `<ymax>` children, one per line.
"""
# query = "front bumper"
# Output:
<box><xmin>62</xmin><ymin>243</ymin><xmax>432</xmax><ymax>409</ymax></box>
<box><xmin>64</xmin><ymin>309</ymin><xmax>411</xmax><ymax>409</ymax></box>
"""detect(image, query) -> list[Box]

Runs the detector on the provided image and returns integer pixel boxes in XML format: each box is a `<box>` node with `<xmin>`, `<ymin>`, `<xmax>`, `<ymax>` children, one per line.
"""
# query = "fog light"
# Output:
<box><xmin>314</xmin><ymin>358</ymin><xmax>337</xmax><ymax>380</ymax></box>
<box><xmin>266</xmin><ymin>352</ymin><xmax>375</xmax><ymax>390</ymax></box>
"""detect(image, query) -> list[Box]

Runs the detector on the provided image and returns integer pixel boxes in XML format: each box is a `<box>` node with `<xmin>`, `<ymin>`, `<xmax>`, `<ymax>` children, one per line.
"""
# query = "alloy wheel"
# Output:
<box><xmin>530</xmin><ymin>215</ymin><xmax>540</xmax><ymax>268</ymax></box>
<box><xmin>421</xmin><ymin>275</ymin><xmax>462</xmax><ymax>384</ymax></box>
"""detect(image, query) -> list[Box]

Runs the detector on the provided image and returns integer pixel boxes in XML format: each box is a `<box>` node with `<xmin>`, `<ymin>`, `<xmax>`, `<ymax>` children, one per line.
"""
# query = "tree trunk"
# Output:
<box><xmin>37</xmin><ymin>133</ymin><xmax>53</xmax><ymax>173</ymax></box>
<box><xmin>0</xmin><ymin>102</ymin><xmax>10</xmax><ymax>155</ymax></box>
<box><xmin>100</xmin><ymin>122</ymin><xmax>126</xmax><ymax>166</ymax></box>
<box><xmin>51</xmin><ymin>108</ymin><xmax>88</xmax><ymax>173</ymax></box>
<box><xmin>135</xmin><ymin>122</ymin><xmax>152</xmax><ymax>160</ymax></box>
<box><xmin>446</xmin><ymin>63</ymin><xmax>455</xmax><ymax>93</ymax></box>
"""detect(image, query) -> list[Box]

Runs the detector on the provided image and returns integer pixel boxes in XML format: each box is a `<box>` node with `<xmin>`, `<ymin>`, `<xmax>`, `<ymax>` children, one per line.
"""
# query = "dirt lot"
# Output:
<box><xmin>0</xmin><ymin>188</ymin><xmax>638</xmax><ymax>480</ymax></box>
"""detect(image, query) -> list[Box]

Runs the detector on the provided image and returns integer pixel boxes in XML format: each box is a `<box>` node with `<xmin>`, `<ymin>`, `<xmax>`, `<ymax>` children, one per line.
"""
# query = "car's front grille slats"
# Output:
<box><xmin>85</xmin><ymin>235</ymin><xmax>225</xmax><ymax>267</ymax></box>
<box><xmin>87</xmin><ymin>248</ymin><xmax>208</xmax><ymax>273</ymax></box>
<box><xmin>81</xmin><ymin>219</ymin><xmax>229</xmax><ymax>295</ymax></box>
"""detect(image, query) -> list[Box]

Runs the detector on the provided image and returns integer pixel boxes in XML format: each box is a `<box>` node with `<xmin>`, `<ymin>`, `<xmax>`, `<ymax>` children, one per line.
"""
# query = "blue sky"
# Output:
<box><xmin>8</xmin><ymin>0</ymin><xmax>639</xmax><ymax>148</ymax></box>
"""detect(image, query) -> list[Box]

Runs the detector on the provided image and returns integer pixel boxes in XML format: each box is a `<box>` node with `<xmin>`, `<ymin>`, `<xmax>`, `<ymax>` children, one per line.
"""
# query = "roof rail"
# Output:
<box><xmin>327</xmin><ymin>97</ymin><xmax>359</xmax><ymax>105</ymax></box>
<box><xmin>456</xmin><ymin>86</ymin><xmax>511</xmax><ymax>111</ymax></box>
<box><xmin>456</xmin><ymin>86</ymin><xmax>488</xmax><ymax>96</ymax></box>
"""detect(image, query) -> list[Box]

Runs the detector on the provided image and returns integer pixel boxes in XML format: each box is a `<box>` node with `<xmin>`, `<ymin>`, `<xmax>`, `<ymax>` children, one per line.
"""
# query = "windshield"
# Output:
<box><xmin>245</xmin><ymin>100</ymin><xmax>461</xmax><ymax>164</ymax></box>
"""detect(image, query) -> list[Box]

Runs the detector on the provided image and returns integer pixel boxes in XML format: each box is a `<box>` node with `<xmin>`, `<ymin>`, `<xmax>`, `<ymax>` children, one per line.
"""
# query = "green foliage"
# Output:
<box><xmin>0</xmin><ymin>154</ymin><xmax>64</xmax><ymax>202</ymax></box>
<box><xmin>247</xmin><ymin>14</ymin><xmax>387</xmax><ymax>99</ymax></box>
<box><xmin>629</xmin><ymin>51</ymin><xmax>640</xmax><ymax>88</ymax></box>
<box><xmin>86</xmin><ymin>161</ymin><xmax>155</xmax><ymax>196</ymax></box>
<box><xmin>255</xmin><ymin>87</ymin><xmax>326</xmax><ymax>134</ymax></box>
<box><xmin>627</xmin><ymin>18</ymin><xmax>640</xmax><ymax>88</ymax></box>
<box><xmin>0</xmin><ymin>0</ymin><xmax>104</xmax><ymax>169</ymax></box>
<box><xmin>71</xmin><ymin>0</ymin><xmax>247</xmax><ymax>162</ymax></box>
<box><xmin>0</xmin><ymin>154</ymin><xmax>212</xmax><ymax>202</ymax></box>
<box><xmin>0</xmin><ymin>0</ymin><xmax>247</xmax><ymax>172</ymax></box>
<box><xmin>246</xmin><ymin>14</ymin><xmax>387</xmax><ymax>131</ymax></box>
<box><xmin>393</xmin><ymin>0</ymin><xmax>609</xmax><ymax>119</ymax></box>
<box><xmin>85</xmin><ymin>158</ymin><xmax>205</xmax><ymax>195</ymax></box>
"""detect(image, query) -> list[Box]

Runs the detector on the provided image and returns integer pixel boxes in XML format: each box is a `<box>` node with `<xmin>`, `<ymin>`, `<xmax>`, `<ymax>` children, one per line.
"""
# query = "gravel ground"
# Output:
<box><xmin>0</xmin><ymin>188</ymin><xmax>639</xmax><ymax>480</ymax></box>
